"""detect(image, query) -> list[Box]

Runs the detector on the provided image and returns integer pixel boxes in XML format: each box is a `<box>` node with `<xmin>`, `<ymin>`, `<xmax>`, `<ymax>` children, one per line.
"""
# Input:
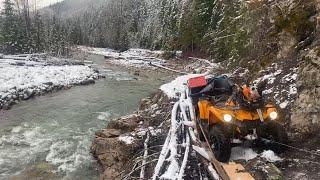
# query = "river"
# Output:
<box><xmin>0</xmin><ymin>54</ymin><xmax>167</xmax><ymax>179</ymax></box>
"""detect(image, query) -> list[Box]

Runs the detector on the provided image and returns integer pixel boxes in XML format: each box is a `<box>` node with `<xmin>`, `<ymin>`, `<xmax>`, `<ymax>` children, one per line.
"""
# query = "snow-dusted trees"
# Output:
<box><xmin>0</xmin><ymin>0</ymin><xmax>269</xmax><ymax>61</ymax></box>
<box><xmin>0</xmin><ymin>0</ymin><xmax>70</xmax><ymax>55</ymax></box>
<box><xmin>203</xmin><ymin>0</ymin><xmax>249</xmax><ymax>62</ymax></box>
<box><xmin>29</xmin><ymin>10</ymin><xmax>45</xmax><ymax>52</ymax></box>
<box><xmin>0</xmin><ymin>0</ymin><xmax>22</xmax><ymax>54</ymax></box>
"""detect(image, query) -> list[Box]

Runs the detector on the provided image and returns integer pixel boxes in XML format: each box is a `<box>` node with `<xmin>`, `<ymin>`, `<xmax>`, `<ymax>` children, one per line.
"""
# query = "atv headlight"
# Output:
<box><xmin>223</xmin><ymin>114</ymin><xmax>232</xmax><ymax>122</ymax></box>
<box><xmin>270</xmin><ymin>111</ymin><xmax>278</xmax><ymax>120</ymax></box>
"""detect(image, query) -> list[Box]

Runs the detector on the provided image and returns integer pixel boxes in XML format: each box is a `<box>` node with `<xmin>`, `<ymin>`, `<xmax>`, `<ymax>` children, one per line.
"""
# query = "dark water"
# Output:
<box><xmin>0</xmin><ymin>55</ymin><xmax>165</xmax><ymax>179</ymax></box>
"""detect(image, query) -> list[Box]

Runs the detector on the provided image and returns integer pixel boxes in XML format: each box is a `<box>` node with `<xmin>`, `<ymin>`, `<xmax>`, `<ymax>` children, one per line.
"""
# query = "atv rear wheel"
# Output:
<box><xmin>208</xmin><ymin>125</ymin><xmax>231</xmax><ymax>162</ymax></box>
<box><xmin>260</xmin><ymin>122</ymin><xmax>288</xmax><ymax>153</ymax></box>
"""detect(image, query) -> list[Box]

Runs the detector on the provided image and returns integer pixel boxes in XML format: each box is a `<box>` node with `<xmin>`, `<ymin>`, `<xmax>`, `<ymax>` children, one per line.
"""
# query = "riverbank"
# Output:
<box><xmin>0</xmin><ymin>55</ymin><xmax>103</xmax><ymax>110</ymax></box>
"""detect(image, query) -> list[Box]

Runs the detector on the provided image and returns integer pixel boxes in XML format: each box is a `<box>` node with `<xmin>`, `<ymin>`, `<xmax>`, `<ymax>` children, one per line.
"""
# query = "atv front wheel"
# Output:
<box><xmin>208</xmin><ymin>125</ymin><xmax>231</xmax><ymax>162</ymax></box>
<box><xmin>260</xmin><ymin>122</ymin><xmax>288</xmax><ymax>153</ymax></box>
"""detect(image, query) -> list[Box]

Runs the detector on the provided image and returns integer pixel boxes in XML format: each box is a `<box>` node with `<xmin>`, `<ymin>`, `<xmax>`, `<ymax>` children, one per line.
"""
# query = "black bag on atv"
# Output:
<box><xmin>188</xmin><ymin>75</ymin><xmax>234</xmax><ymax>103</ymax></box>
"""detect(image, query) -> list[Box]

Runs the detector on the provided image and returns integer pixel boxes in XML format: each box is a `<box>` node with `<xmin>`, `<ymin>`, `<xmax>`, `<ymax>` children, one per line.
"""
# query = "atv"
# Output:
<box><xmin>188</xmin><ymin>75</ymin><xmax>288</xmax><ymax>162</ymax></box>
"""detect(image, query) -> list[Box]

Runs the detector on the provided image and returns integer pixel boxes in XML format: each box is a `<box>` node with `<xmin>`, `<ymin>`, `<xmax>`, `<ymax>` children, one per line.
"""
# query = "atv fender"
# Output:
<box><xmin>198</xmin><ymin>100</ymin><xmax>211</xmax><ymax>120</ymax></box>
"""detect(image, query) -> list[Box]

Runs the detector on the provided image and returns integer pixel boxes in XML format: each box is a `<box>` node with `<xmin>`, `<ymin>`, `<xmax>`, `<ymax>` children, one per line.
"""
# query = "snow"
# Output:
<box><xmin>160</xmin><ymin>74</ymin><xmax>204</xmax><ymax>98</ymax></box>
<box><xmin>208</xmin><ymin>164</ymin><xmax>220</xmax><ymax>180</ymax></box>
<box><xmin>231</xmin><ymin>147</ymin><xmax>282</xmax><ymax>162</ymax></box>
<box><xmin>159</xmin><ymin>159</ymin><xmax>180</xmax><ymax>179</ymax></box>
<box><xmin>0</xmin><ymin>59</ymin><xmax>96</xmax><ymax>98</ymax></box>
<box><xmin>282</xmin><ymin>73</ymin><xmax>298</xmax><ymax>83</ymax></box>
<box><xmin>230</xmin><ymin>147</ymin><xmax>258</xmax><ymax>161</ymax></box>
<box><xmin>289</xmin><ymin>84</ymin><xmax>297</xmax><ymax>95</ymax></box>
<box><xmin>232</xmin><ymin>139</ymin><xmax>242</xmax><ymax>144</ymax></box>
<box><xmin>245</xmin><ymin>134</ymin><xmax>257</xmax><ymax>140</ymax></box>
<box><xmin>183</xmin><ymin>121</ymin><xmax>195</xmax><ymax>128</ymax></box>
<box><xmin>192</xmin><ymin>145</ymin><xmax>210</xmax><ymax>160</ymax></box>
<box><xmin>79</xmin><ymin>46</ymin><xmax>166</xmax><ymax>68</ymax></box>
<box><xmin>280</xmin><ymin>101</ymin><xmax>289</xmax><ymax>109</ymax></box>
<box><xmin>118</xmin><ymin>135</ymin><xmax>135</xmax><ymax>145</ymax></box>
<box><xmin>260</xmin><ymin>150</ymin><xmax>282</xmax><ymax>162</ymax></box>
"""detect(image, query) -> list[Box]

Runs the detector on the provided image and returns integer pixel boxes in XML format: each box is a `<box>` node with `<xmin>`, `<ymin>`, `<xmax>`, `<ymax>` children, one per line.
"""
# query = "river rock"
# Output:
<box><xmin>3</xmin><ymin>101</ymin><xmax>13</xmax><ymax>110</ymax></box>
<box><xmin>107</xmin><ymin>115</ymin><xmax>140</xmax><ymax>132</ymax></box>
<box><xmin>95</xmin><ymin>129</ymin><xmax>122</xmax><ymax>138</ymax></box>
<box><xmin>139</xmin><ymin>98</ymin><xmax>151</xmax><ymax>110</ymax></box>
<box><xmin>81</xmin><ymin>79</ymin><xmax>95</xmax><ymax>85</ymax></box>
<box><xmin>91</xmin><ymin>136</ymin><xmax>140</xmax><ymax>180</ymax></box>
<box><xmin>43</xmin><ymin>82</ymin><xmax>53</xmax><ymax>86</ymax></box>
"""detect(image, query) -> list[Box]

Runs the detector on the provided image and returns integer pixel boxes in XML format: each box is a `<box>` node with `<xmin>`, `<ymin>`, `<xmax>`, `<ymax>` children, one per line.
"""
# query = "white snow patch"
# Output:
<box><xmin>260</xmin><ymin>150</ymin><xmax>282</xmax><ymax>162</ymax></box>
<box><xmin>289</xmin><ymin>84</ymin><xmax>297</xmax><ymax>95</ymax></box>
<box><xmin>11</xmin><ymin>126</ymin><xmax>22</xmax><ymax>133</ymax></box>
<box><xmin>159</xmin><ymin>159</ymin><xmax>179</xmax><ymax>179</ymax></box>
<box><xmin>279</xmin><ymin>101</ymin><xmax>289</xmax><ymax>109</ymax></box>
<box><xmin>118</xmin><ymin>135</ymin><xmax>135</xmax><ymax>144</ymax></box>
<box><xmin>245</xmin><ymin>134</ymin><xmax>257</xmax><ymax>140</ymax></box>
<box><xmin>230</xmin><ymin>147</ymin><xmax>258</xmax><ymax>161</ymax></box>
<box><xmin>183</xmin><ymin>121</ymin><xmax>195</xmax><ymax>128</ymax></box>
<box><xmin>232</xmin><ymin>139</ymin><xmax>242</xmax><ymax>144</ymax></box>
<box><xmin>148</xmin><ymin>127</ymin><xmax>162</xmax><ymax>136</ymax></box>
<box><xmin>208</xmin><ymin>164</ymin><xmax>220</xmax><ymax>180</ymax></box>
<box><xmin>160</xmin><ymin>74</ymin><xmax>204</xmax><ymax>98</ymax></box>
<box><xmin>192</xmin><ymin>145</ymin><xmax>210</xmax><ymax>160</ymax></box>
<box><xmin>136</xmin><ymin>128</ymin><xmax>148</xmax><ymax>137</ymax></box>
<box><xmin>263</xmin><ymin>88</ymin><xmax>274</xmax><ymax>95</ymax></box>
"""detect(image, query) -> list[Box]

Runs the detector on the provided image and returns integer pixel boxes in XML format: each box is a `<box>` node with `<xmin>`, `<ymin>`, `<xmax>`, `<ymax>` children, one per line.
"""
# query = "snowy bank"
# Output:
<box><xmin>160</xmin><ymin>74</ymin><xmax>204</xmax><ymax>98</ymax></box>
<box><xmin>0</xmin><ymin>58</ymin><xmax>99</xmax><ymax>109</ymax></box>
<box><xmin>78</xmin><ymin>46</ymin><xmax>166</xmax><ymax>68</ymax></box>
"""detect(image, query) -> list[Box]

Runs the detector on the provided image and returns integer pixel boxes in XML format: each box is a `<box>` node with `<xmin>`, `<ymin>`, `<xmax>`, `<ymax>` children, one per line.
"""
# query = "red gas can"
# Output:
<box><xmin>188</xmin><ymin>76</ymin><xmax>207</xmax><ymax>88</ymax></box>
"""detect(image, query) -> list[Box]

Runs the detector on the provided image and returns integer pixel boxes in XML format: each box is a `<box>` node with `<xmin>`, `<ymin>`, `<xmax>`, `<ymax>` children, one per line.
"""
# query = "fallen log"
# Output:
<box><xmin>139</xmin><ymin>131</ymin><xmax>150</xmax><ymax>179</ymax></box>
<box><xmin>149</xmin><ymin>62</ymin><xmax>188</xmax><ymax>75</ymax></box>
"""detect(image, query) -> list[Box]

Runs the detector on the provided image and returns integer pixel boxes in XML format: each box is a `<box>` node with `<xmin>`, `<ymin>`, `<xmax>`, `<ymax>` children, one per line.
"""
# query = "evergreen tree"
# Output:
<box><xmin>203</xmin><ymin>0</ymin><xmax>249</xmax><ymax>62</ymax></box>
<box><xmin>30</xmin><ymin>11</ymin><xmax>45</xmax><ymax>53</ymax></box>
<box><xmin>0</xmin><ymin>0</ymin><xmax>20</xmax><ymax>54</ymax></box>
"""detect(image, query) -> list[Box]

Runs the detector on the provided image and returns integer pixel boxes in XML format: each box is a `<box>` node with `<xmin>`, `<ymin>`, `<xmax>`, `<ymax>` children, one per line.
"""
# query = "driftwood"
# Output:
<box><xmin>0</xmin><ymin>53</ymin><xmax>47</xmax><ymax>61</ymax></box>
<box><xmin>149</xmin><ymin>62</ymin><xmax>188</xmax><ymax>75</ymax></box>
<box><xmin>140</xmin><ymin>131</ymin><xmax>150</xmax><ymax>179</ymax></box>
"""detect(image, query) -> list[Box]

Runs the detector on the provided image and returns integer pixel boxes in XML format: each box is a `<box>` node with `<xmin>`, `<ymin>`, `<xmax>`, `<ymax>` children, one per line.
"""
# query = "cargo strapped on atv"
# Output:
<box><xmin>188</xmin><ymin>75</ymin><xmax>234</xmax><ymax>103</ymax></box>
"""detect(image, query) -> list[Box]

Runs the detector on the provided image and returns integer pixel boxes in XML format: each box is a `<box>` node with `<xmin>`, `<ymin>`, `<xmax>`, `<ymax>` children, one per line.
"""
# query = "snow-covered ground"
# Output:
<box><xmin>78</xmin><ymin>46</ymin><xmax>166</xmax><ymax>68</ymax></box>
<box><xmin>230</xmin><ymin>147</ymin><xmax>282</xmax><ymax>162</ymax></box>
<box><xmin>0</xmin><ymin>57</ymin><xmax>98</xmax><ymax>109</ymax></box>
<box><xmin>160</xmin><ymin>74</ymin><xmax>204</xmax><ymax>98</ymax></box>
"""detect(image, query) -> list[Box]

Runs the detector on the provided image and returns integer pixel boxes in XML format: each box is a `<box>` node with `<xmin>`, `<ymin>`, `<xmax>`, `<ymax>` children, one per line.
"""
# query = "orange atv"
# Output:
<box><xmin>188</xmin><ymin>75</ymin><xmax>288</xmax><ymax>162</ymax></box>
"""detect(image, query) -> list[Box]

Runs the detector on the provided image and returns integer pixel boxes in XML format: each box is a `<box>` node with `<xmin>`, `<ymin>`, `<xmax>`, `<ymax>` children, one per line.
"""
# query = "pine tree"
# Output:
<box><xmin>203</xmin><ymin>0</ymin><xmax>249</xmax><ymax>62</ymax></box>
<box><xmin>30</xmin><ymin>11</ymin><xmax>45</xmax><ymax>53</ymax></box>
<box><xmin>0</xmin><ymin>0</ymin><xmax>20</xmax><ymax>54</ymax></box>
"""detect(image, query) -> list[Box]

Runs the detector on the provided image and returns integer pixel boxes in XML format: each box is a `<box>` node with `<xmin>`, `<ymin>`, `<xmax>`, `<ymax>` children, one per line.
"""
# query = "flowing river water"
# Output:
<box><xmin>0</xmin><ymin>55</ymin><xmax>168</xmax><ymax>179</ymax></box>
